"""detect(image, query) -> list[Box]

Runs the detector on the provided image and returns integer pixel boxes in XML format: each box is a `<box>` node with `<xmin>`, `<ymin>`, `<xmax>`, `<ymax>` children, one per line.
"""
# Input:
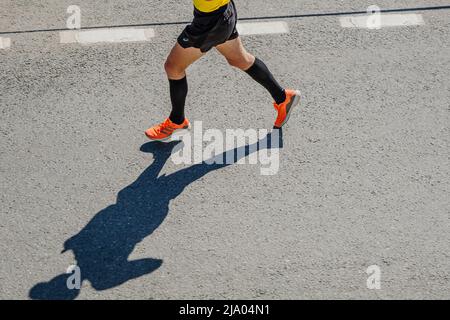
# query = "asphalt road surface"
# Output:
<box><xmin>1</xmin><ymin>1</ymin><xmax>449</xmax><ymax>299</ymax></box>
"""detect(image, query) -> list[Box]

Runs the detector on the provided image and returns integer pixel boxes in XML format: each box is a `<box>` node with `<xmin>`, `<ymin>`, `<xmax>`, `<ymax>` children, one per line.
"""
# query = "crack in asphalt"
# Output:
<box><xmin>0</xmin><ymin>4</ymin><xmax>449</xmax><ymax>35</ymax></box>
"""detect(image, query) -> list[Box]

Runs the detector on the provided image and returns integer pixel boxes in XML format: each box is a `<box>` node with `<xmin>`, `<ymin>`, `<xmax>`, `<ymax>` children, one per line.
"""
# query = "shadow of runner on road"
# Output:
<box><xmin>29</xmin><ymin>129</ymin><xmax>282</xmax><ymax>300</ymax></box>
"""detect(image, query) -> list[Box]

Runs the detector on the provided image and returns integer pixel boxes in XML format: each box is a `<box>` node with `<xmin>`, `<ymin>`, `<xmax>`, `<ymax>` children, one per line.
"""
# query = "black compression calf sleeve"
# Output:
<box><xmin>245</xmin><ymin>58</ymin><xmax>286</xmax><ymax>105</ymax></box>
<box><xmin>168</xmin><ymin>76</ymin><xmax>188</xmax><ymax>125</ymax></box>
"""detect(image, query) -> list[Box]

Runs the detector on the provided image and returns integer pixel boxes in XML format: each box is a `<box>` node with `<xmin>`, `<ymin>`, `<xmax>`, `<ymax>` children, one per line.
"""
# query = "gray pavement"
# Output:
<box><xmin>0</xmin><ymin>1</ymin><xmax>449</xmax><ymax>299</ymax></box>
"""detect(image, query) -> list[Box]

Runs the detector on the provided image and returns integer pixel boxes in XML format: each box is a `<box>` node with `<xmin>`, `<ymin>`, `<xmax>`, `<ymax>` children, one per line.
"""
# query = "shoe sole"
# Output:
<box><xmin>277</xmin><ymin>90</ymin><xmax>301</xmax><ymax>128</ymax></box>
<box><xmin>146</xmin><ymin>123</ymin><xmax>191</xmax><ymax>142</ymax></box>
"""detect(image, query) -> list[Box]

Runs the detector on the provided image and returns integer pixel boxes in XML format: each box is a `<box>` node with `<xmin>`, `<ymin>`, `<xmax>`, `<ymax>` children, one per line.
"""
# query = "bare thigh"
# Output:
<box><xmin>165</xmin><ymin>43</ymin><xmax>205</xmax><ymax>80</ymax></box>
<box><xmin>215</xmin><ymin>37</ymin><xmax>255</xmax><ymax>71</ymax></box>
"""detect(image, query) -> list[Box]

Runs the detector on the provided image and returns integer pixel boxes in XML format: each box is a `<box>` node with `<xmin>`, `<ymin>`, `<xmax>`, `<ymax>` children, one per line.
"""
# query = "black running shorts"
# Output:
<box><xmin>177</xmin><ymin>0</ymin><xmax>239</xmax><ymax>53</ymax></box>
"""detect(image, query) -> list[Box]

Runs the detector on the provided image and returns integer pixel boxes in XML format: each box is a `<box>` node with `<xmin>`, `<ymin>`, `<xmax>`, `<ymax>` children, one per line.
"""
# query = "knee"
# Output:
<box><xmin>164</xmin><ymin>59</ymin><xmax>185</xmax><ymax>79</ymax></box>
<box><xmin>226</xmin><ymin>54</ymin><xmax>255</xmax><ymax>71</ymax></box>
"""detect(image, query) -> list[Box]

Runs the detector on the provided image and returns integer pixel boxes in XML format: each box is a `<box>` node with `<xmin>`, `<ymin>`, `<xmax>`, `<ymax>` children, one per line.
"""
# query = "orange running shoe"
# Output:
<box><xmin>145</xmin><ymin>118</ymin><xmax>191</xmax><ymax>141</ymax></box>
<box><xmin>273</xmin><ymin>89</ymin><xmax>301</xmax><ymax>129</ymax></box>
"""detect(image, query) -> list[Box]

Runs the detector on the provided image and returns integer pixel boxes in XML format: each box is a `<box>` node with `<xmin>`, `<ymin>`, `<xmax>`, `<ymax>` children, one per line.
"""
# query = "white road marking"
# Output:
<box><xmin>237</xmin><ymin>21</ymin><xmax>289</xmax><ymax>35</ymax></box>
<box><xmin>59</xmin><ymin>27</ymin><xmax>155</xmax><ymax>44</ymax></box>
<box><xmin>0</xmin><ymin>37</ymin><xmax>11</xmax><ymax>49</ymax></box>
<box><xmin>340</xmin><ymin>13</ymin><xmax>424</xmax><ymax>28</ymax></box>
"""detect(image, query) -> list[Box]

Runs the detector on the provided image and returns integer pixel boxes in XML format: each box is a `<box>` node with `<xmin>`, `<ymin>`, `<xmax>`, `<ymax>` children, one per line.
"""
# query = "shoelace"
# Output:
<box><xmin>155</xmin><ymin>118</ymin><xmax>174</xmax><ymax>133</ymax></box>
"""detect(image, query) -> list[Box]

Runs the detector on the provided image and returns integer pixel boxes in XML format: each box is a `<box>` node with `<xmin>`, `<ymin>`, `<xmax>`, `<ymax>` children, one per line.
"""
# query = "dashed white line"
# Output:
<box><xmin>3</xmin><ymin>13</ymin><xmax>429</xmax><ymax>49</ymax></box>
<box><xmin>340</xmin><ymin>13</ymin><xmax>425</xmax><ymax>28</ymax></box>
<box><xmin>237</xmin><ymin>21</ymin><xmax>289</xmax><ymax>35</ymax></box>
<box><xmin>0</xmin><ymin>37</ymin><xmax>11</xmax><ymax>49</ymax></box>
<box><xmin>59</xmin><ymin>27</ymin><xmax>155</xmax><ymax>44</ymax></box>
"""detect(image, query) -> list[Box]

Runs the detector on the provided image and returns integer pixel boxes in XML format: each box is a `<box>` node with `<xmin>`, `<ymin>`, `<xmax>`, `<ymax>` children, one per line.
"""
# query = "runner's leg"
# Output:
<box><xmin>165</xmin><ymin>43</ymin><xmax>205</xmax><ymax>124</ymax></box>
<box><xmin>215</xmin><ymin>37</ymin><xmax>286</xmax><ymax>104</ymax></box>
